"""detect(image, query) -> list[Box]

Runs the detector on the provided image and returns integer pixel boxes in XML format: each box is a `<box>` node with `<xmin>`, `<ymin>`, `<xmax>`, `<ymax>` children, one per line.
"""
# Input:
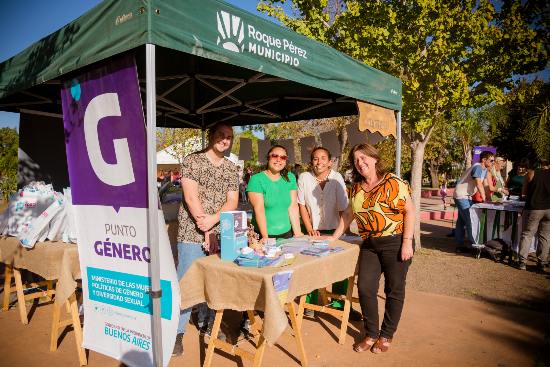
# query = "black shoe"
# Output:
<box><xmin>172</xmin><ymin>333</ymin><xmax>184</xmax><ymax>356</ymax></box>
<box><xmin>238</xmin><ymin>319</ymin><xmax>254</xmax><ymax>340</ymax></box>
<box><xmin>349</xmin><ymin>308</ymin><xmax>363</xmax><ymax>321</ymax></box>
<box><xmin>455</xmin><ymin>246</ymin><xmax>470</xmax><ymax>253</ymax></box>
<box><xmin>200</xmin><ymin>322</ymin><xmax>227</xmax><ymax>341</ymax></box>
<box><xmin>516</xmin><ymin>262</ymin><xmax>527</xmax><ymax>271</ymax></box>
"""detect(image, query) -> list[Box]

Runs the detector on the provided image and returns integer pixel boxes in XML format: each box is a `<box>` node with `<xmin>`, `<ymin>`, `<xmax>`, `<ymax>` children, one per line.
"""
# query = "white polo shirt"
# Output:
<box><xmin>297</xmin><ymin>170</ymin><xmax>349</xmax><ymax>231</ymax></box>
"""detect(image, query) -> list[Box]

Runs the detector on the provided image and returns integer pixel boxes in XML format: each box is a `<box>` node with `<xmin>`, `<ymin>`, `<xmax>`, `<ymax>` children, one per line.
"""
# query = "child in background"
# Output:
<box><xmin>439</xmin><ymin>180</ymin><xmax>448</xmax><ymax>209</ymax></box>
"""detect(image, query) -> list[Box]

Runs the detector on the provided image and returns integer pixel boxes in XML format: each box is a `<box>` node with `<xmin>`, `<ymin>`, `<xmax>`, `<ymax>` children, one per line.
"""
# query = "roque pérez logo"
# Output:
<box><xmin>216</xmin><ymin>10</ymin><xmax>307</xmax><ymax>68</ymax></box>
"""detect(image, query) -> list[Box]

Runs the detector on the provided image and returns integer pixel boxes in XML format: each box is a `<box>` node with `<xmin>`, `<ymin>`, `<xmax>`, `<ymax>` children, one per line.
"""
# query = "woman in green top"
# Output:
<box><xmin>247</xmin><ymin>145</ymin><xmax>303</xmax><ymax>240</ymax></box>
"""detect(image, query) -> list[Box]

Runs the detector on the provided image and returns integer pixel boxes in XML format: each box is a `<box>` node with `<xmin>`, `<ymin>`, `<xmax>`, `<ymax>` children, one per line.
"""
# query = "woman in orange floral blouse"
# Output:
<box><xmin>329</xmin><ymin>144</ymin><xmax>415</xmax><ymax>355</ymax></box>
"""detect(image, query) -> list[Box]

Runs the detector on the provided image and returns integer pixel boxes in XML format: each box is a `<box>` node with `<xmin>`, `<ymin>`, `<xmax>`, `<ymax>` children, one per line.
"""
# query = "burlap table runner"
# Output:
<box><xmin>0</xmin><ymin>236</ymin><xmax>81</xmax><ymax>306</ymax></box>
<box><xmin>179</xmin><ymin>240</ymin><xmax>359</xmax><ymax>344</ymax></box>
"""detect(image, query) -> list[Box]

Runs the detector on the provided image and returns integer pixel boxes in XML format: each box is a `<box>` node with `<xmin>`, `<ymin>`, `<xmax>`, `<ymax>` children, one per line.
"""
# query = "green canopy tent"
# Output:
<box><xmin>0</xmin><ymin>0</ymin><xmax>402</xmax><ymax>365</ymax></box>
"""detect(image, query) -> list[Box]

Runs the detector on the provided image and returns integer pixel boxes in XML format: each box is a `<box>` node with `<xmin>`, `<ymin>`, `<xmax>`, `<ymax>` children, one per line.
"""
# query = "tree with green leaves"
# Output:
<box><xmin>0</xmin><ymin>127</ymin><xmax>18</xmax><ymax>200</ymax></box>
<box><xmin>452</xmin><ymin>108</ymin><xmax>489</xmax><ymax>169</ymax></box>
<box><xmin>485</xmin><ymin>80</ymin><xmax>549</xmax><ymax>164</ymax></box>
<box><xmin>264</xmin><ymin>116</ymin><xmax>355</xmax><ymax>169</ymax></box>
<box><xmin>259</xmin><ymin>0</ymin><xmax>548</xmax><ymax>246</ymax></box>
<box><xmin>156</xmin><ymin>127</ymin><xmax>203</xmax><ymax>164</ymax></box>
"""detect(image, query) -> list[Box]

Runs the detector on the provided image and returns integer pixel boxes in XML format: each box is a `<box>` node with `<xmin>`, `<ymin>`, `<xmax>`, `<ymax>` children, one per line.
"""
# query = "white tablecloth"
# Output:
<box><xmin>470</xmin><ymin>201</ymin><xmax>536</xmax><ymax>252</ymax></box>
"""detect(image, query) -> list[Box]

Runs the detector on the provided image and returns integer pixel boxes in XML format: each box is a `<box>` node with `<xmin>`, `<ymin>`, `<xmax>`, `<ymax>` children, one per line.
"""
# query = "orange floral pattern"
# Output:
<box><xmin>351</xmin><ymin>173</ymin><xmax>410</xmax><ymax>239</ymax></box>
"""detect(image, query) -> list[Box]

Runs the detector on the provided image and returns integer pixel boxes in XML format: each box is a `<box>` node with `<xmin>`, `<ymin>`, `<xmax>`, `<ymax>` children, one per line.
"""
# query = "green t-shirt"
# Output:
<box><xmin>247</xmin><ymin>171</ymin><xmax>297</xmax><ymax>236</ymax></box>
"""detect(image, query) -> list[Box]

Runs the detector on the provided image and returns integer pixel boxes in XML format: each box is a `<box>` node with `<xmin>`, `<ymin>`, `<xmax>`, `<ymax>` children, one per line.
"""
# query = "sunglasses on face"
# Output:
<box><xmin>269</xmin><ymin>153</ymin><xmax>288</xmax><ymax>161</ymax></box>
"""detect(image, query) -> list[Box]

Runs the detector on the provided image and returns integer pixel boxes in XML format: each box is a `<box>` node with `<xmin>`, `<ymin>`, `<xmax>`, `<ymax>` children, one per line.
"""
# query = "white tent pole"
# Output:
<box><xmin>145</xmin><ymin>43</ymin><xmax>163</xmax><ymax>367</ymax></box>
<box><xmin>395</xmin><ymin>110</ymin><xmax>402</xmax><ymax>177</ymax></box>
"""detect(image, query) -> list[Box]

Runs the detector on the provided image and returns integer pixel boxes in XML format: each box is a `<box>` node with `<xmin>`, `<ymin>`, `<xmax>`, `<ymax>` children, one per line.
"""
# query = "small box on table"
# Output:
<box><xmin>220</xmin><ymin>211</ymin><xmax>248</xmax><ymax>261</ymax></box>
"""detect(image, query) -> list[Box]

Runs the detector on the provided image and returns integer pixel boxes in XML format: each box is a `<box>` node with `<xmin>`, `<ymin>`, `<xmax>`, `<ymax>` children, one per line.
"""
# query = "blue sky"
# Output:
<box><xmin>0</xmin><ymin>1</ymin><xmax>548</xmax><ymax>130</ymax></box>
<box><xmin>0</xmin><ymin>0</ymin><xmax>277</xmax><ymax>130</ymax></box>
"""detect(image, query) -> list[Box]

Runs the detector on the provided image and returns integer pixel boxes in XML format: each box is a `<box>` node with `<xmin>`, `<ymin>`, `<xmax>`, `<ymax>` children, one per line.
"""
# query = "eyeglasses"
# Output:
<box><xmin>488</xmin><ymin>159</ymin><xmax>495</xmax><ymax>162</ymax></box>
<box><xmin>269</xmin><ymin>153</ymin><xmax>288</xmax><ymax>161</ymax></box>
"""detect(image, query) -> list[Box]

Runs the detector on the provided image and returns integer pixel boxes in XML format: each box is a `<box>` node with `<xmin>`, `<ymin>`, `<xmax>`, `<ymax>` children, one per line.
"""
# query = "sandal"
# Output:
<box><xmin>353</xmin><ymin>336</ymin><xmax>378</xmax><ymax>353</ymax></box>
<box><xmin>371</xmin><ymin>337</ymin><xmax>392</xmax><ymax>354</ymax></box>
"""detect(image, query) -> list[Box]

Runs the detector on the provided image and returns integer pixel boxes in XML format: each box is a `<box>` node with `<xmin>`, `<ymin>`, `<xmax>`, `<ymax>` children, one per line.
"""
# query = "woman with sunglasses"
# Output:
<box><xmin>247</xmin><ymin>145</ymin><xmax>303</xmax><ymax>240</ymax></box>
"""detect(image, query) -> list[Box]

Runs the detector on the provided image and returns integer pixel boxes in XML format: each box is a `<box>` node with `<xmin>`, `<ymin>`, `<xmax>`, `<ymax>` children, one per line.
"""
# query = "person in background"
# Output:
<box><xmin>297</xmin><ymin>147</ymin><xmax>361</xmax><ymax>319</ymax></box>
<box><xmin>452</xmin><ymin>151</ymin><xmax>495</xmax><ymax>252</ymax></box>
<box><xmin>485</xmin><ymin>155</ymin><xmax>508</xmax><ymax>202</ymax></box>
<box><xmin>243</xmin><ymin>166</ymin><xmax>252</xmax><ymax>185</ymax></box>
<box><xmin>173</xmin><ymin>122</ymin><xmax>239</xmax><ymax>356</ymax></box>
<box><xmin>247</xmin><ymin>145</ymin><xmax>303</xmax><ymax>240</ymax></box>
<box><xmin>293</xmin><ymin>163</ymin><xmax>302</xmax><ymax>178</ymax></box>
<box><xmin>517</xmin><ymin>158</ymin><xmax>550</xmax><ymax>271</ymax></box>
<box><xmin>238</xmin><ymin>166</ymin><xmax>248</xmax><ymax>203</ymax></box>
<box><xmin>439</xmin><ymin>179</ymin><xmax>448</xmax><ymax>209</ymax></box>
<box><xmin>327</xmin><ymin>143</ymin><xmax>415</xmax><ymax>355</ymax></box>
<box><xmin>506</xmin><ymin>158</ymin><xmax>529</xmax><ymax>197</ymax></box>
<box><xmin>161</xmin><ymin>170</ymin><xmax>171</xmax><ymax>186</ymax></box>
<box><xmin>171</xmin><ymin>170</ymin><xmax>180</xmax><ymax>184</ymax></box>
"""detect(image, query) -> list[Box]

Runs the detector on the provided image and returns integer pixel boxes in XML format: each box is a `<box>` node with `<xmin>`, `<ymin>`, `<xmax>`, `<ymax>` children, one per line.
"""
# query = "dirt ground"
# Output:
<box><xmin>411</xmin><ymin>218</ymin><xmax>550</xmax><ymax>313</ymax></box>
<box><xmin>0</xmin><ymin>215</ymin><xmax>549</xmax><ymax>366</ymax></box>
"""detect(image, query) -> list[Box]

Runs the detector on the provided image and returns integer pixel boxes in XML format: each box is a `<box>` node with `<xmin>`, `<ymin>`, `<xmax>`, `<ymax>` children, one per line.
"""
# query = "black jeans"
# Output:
<box><xmin>358</xmin><ymin>235</ymin><xmax>412</xmax><ymax>339</ymax></box>
<box><xmin>271</xmin><ymin>229</ymin><xmax>293</xmax><ymax>239</ymax></box>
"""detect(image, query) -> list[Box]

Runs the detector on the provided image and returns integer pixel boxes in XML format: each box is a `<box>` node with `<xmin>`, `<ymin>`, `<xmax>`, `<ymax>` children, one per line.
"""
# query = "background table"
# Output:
<box><xmin>179</xmin><ymin>240</ymin><xmax>359</xmax><ymax>366</ymax></box>
<box><xmin>470</xmin><ymin>202</ymin><xmax>536</xmax><ymax>253</ymax></box>
<box><xmin>0</xmin><ymin>236</ymin><xmax>86</xmax><ymax>365</ymax></box>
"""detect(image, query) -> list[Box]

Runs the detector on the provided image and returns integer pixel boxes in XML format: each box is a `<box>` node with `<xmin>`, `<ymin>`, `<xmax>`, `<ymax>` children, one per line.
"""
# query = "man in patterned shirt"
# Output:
<box><xmin>172</xmin><ymin>122</ymin><xmax>239</xmax><ymax>357</ymax></box>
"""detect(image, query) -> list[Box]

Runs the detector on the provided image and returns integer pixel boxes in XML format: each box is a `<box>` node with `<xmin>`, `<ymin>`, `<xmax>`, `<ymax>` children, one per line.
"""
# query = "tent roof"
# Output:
<box><xmin>0</xmin><ymin>0</ymin><xmax>402</xmax><ymax>128</ymax></box>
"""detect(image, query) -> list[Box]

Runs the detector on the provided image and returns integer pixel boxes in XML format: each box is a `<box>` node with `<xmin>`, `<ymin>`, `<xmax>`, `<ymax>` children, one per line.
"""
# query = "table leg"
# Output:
<box><xmin>12</xmin><ymin>267</ymin><xmax>28</xmax><ymax>324</ymax></box>
<box><xmin>337</xmin><ymin>275</ymin><xmax>356</xmax><ymax>345</ymax></box>
<box><xmin>45</xmin><ymin>280</ymin><xmax>55</xmax><ymax>302</ymax></box>
<box><xmin>296</xmin><ymin>295</ymin><xmax>306</xmax><ymax>330</ymax></box>
<box><xmin>50</xmin><ymin>293</ymin><xmax>87</xmax><ymax>365</ymax></box>
<box><xmin>287</xmin><ymin>301</ymin><xmax>308</xmax><ymax>367</ymax></box>
<box><xmin>252</xmin><ymin>335</ymin><xmax>267</xmax><ymax>367</ymax></box>
<box><xmin>203</xmin><ymin>309</ymin><xmax>224</xmax><ymax>367</ymax></box>
<box><xmin>67</xmin><ymin>293</ymin><xmax>87</xmax><ymax>366</ymax></box>
<box><xmin>2</xmin><ymin>264</ymin><xmax>13</xmax><ymax>311</ymax></box>
<box><xmin>50</xmin><ymin>301</ymin><xmax>61</xmax><ymax>351</ymax></box>
<box><xmin>247</xmin><ymin>310</ymin><xmax>261</xmax><ymax>337</ymax></box>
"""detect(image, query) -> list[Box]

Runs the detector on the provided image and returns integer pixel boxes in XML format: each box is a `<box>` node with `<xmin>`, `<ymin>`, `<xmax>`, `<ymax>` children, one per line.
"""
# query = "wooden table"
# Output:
<box><xmin>179</xmin><ymin>240</ymin><xmax>360</xmax><ymax>367</ymax></box>
<box><xmin>0</xmin><ymin>237</ymin><xmax>86</xmax><ymax>365</ymax></box>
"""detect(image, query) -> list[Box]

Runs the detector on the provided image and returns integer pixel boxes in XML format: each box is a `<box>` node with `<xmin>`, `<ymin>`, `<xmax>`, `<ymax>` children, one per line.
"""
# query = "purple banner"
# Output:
<box><xmin>61</xmin><ymin>56</ymin><xmax>147</xmax><ymax>210</ymax></box>
<box><xmin>472</xmin><ymin>146</ymin><xmax>497</xmax><ymax>164</ymax></box>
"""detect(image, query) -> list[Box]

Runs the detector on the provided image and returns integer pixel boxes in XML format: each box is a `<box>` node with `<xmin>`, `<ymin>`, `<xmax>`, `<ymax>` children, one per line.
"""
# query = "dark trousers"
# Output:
<box><xmin>358</xmin><ymin>235</ymin><xmax>412</xmax><ymax>339</ymax></box>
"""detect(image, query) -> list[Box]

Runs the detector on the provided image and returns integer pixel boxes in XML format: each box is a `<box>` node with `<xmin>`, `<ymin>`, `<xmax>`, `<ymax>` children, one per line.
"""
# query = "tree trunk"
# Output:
<box><xmin>463</xmin><ymin>143</ymin><xmax>472</xmax><ymax>169</ymax></box>
<box><xmin>334</xmin><ymin>125</ymin><xmax>348</xmax><ymax>171</ymax></box>
<box><xmin>410</xmin><ymin>138</ymin><xmax>428</xmax><ymax>249</ymax></box>
<box><xmin>428</xmin><ymin>161</ymin><xmax>439</xmax><ymax>188</ymax></box>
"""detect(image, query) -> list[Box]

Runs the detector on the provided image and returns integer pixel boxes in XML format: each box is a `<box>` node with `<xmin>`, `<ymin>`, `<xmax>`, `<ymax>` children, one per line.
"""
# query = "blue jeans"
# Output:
<box><xmin>454</xmin><ymin>198</ymin><xmax>474</xmax><ymax>245</ymax></box>
<box><xmin>176</xmin><ymin>242</ymin><xmax>214</xmax><ymax>334</ymax></box>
